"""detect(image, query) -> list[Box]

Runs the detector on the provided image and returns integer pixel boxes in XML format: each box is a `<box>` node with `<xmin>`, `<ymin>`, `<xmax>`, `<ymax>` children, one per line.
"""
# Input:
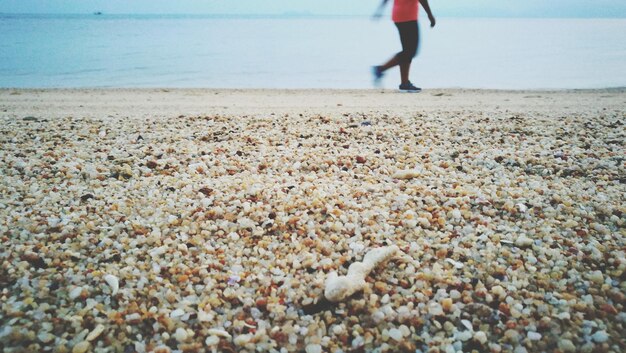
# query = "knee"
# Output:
<box><xmin>406</xmin><ymin>46</ymin><xmax>417</xmax><ymax>59</ymax></box>
<box><xmin>397</xmin><ymin>48</ymin><xmax>417</xmax><ymax>63</ymax></box>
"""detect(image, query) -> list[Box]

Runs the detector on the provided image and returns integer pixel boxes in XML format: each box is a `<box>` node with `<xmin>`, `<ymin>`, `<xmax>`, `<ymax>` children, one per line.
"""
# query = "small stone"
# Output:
<box><xmin>388</xmin><ymin>328</ymin><xmax>403</xmax><ymax>341</ymax></box>
<box><xmin>305</xmin><ymin>343</ymin><xmax>322</xmax><ymax>353</ymax></box>
<box><xmin>428</xmin><ymin>302</ymin><xmax>444</xmax><ymax>316</ymax></box>
<box><xmin>588</xmin><ymin>270</ymin><xmax>604</xmax><ymax>284</ymax></box>
<box><xmin>103</xmin><ymin>274</ymin><xmax>119</xmax><ymax>295</ymax></box>
<box><xmin>504</xmin><ymin>329</ymin><xmax>519</xmax><ymax>341</ymax></box>
<box><xmin>457</xmin><ymin>331</ymin><xmax>472</xmax><ymax>341</ymax></box>
<box><xmin>491</xmin><ymin>285</ymin><xmax>506</xmax><ymax>299</ymax></box>
<box><xmin>514</xmin><ymin>347</ymin><xmax>528</xmax><ymax>353</ymax></box>
<box><xmin>392</xmin><ymin>169</ymin><xmax>421</xmax><ymax>179</ymax></box>
<box><xmin>474</xmin><ymin>331</ymin><xmax>488</xmax><ymax>344</ymax></box>
<box><xmin>527</xmin><ymin>331</ymin><xmax>541</xmax><ymax>341</ymax></box>
<box><xmin>174</xmin><ymin>327</ymin><xmax>188</xmax><ymax>342</ymax></box>
<box><xmin>205</xmin><ymin>335</ymin><xmax>219</xmax><ymax>346</ymax></box>
<box><xmin>72</xmin><ymin>341</ymin><xmax>90</xmax><ymax>353</ymax></box>
<box><xmin>558</xmin><ymin>338</ymin><xmax>576</xmax><ymax>352</ymax></box>
<box><xmin>461</xmin><ymin>319</ymin><xmax>473</xmax><ymax>331</ymax></box>
<box><xmin>198</xmin><ymin>310</ymin><xmax>214</xmax><ymax>322</ymax></box>
<box><xmin>515</xmin><ymin>235</ymin><xmax>533</xmax><ymax>248</ymax></box>
<box><xmin>591</xmin><ymin>330</ymin><xmax>609</xmax><ymax>343</ymax></box>
<box><xmin>332</xmin><ymin>324</ymin><xmax>345</xmax><ymax>335</ymax></box>
<box><xmin>356</xmin><ymin>156</ymin><xmax>366</xmax><ymax>164</ymax></box>
<box><xmin>69</xmin><ymin>286</ymin><xmax>83</xmax><ymax>300</ymax></box>
<box><xmin>234</xmin><ymin>334</ymin><xmax>252</xmax><ymax>346</ymax></box>
<box><xmin>206</xmin><ymin>329</ymin><xmax>231</xmax><ymax>338</ymax></box>
<box><xmin>125</xmin><ymin>313</ymin><xmax>142</xmax><ymax>323</ymax></box>
<box><xmin>170</xmin><ymin>309</ymin><xmax>185</xmax><ymax>318</ymax></box>
<box><xmin>153</xmin><ymin>346</ymin><xmax>171</xmax><ymax>353</ymax></box>
<box><xmin>38</xmin><ymin>332</ymin><xmax>55</xmax><ymax>343</ymax></box>
<box><xmin>255</xmin><ymin>298</ymin><xmax>268</xmax><ymax>310</ymax></box>
<box><xmin>86</xmin><ymin>324</ymin><xmax>105</xmax><ymax>341</ymax></box>
<box><xmin>80</xmin><ymin>194</ymin><xmax>94</xmax><ymax>202</ymax></box>
<box><xmin>441</xmin><ymin>298</ymin><xmax>453</xmax><ymax>312</ymax></box>
<box><xmin>600</xmin><ymin>304</ymin><xmax>618</xmax><ymax>315</ymax></box>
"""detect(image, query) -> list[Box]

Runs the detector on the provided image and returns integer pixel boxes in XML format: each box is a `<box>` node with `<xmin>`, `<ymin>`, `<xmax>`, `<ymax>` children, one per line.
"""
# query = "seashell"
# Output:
<box><xmin>392</xmin><ymin>169</ymin><xmax>421</xmax><ymax>179</ymax></box>
<box><xmin>207</xmin><ymin>328</ymin><xmax>231</xmax><ymax>338</ymax></box>
<box><xmin>103</xmin><ymin>274</ymin><xmax>119</xmax><ymax>295</ymax></box>
<box><xmin>86</xmin><ymin>324</ymin><xmax>105</xmax><ymax>341</ymax></box>
<box><xmin>324</xmin><ymin>245</ymin><xmax>399</xmax><ymax>302</ymax></box>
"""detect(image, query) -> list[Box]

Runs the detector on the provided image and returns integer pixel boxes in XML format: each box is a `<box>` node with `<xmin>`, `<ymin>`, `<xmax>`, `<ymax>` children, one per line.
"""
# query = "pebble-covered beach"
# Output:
<box><xmin>0</xmin><ymin>89</ymin><xmax>625</xmax><ymax>352</ymax></box>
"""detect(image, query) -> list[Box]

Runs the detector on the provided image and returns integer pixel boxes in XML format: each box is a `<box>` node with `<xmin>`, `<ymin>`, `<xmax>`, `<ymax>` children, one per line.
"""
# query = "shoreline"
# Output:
<box><xmin>2</xmin><ymin>88</ymin><xmax>625</xmax><ymax>118</ymax></box>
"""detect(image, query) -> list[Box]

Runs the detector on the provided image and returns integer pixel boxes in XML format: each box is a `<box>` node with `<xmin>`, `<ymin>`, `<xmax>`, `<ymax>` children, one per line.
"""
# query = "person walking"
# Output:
<box><xmin>372</xmin><ymin>0</ymin><xmax>436</xmax><ymax>92</ymax></box>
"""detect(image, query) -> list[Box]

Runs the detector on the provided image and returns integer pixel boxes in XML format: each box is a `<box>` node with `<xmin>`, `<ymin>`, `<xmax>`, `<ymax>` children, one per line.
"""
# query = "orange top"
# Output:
<box><xmin>392</xmin><ymin>0</ymin><xmax>419</xmax><ymax>23</ymax></box>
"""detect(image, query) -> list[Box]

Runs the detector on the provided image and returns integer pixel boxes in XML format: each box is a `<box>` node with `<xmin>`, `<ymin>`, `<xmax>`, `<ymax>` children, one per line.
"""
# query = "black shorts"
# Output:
<box><xmin>394</xmin><ymin>20</ymin><xmax>419</xmax><ymax>64</ymax></box>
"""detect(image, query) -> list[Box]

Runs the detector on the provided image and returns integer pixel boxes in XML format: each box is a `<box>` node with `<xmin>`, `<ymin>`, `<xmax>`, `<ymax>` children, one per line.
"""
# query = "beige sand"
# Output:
<box><xmin>2</xmin><ymin>88</ymin><xmax>625</xmax><ymax>117</ymax></box>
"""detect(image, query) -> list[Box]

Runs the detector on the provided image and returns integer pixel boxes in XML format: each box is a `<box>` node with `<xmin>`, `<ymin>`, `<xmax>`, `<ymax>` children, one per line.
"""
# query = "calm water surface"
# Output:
<box><xmin>1</xmin><ymin>14</ymin><xmax>625</xmax><ymax>89</ymax></box>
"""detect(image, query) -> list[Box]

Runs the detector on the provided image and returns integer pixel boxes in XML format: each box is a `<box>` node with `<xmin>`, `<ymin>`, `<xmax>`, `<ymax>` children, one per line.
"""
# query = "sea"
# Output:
<box><xmin>1</xmin><ymin>14</ymin><xmax>625</xmax><ymax>89</ymax></box>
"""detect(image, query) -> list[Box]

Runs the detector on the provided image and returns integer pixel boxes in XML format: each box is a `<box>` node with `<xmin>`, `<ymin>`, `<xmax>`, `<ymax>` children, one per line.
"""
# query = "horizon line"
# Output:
<box><xmin>1</xmin><ymin>12</ymin><xmax>626</xmax><ymax>19</ymax></box>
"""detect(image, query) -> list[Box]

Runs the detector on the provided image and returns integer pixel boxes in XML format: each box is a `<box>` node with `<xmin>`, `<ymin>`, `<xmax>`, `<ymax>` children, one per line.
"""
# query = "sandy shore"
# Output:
<box><xmin>0</xmin><ymin>89</ymin><xmax>625</xmax><ymax>353</ymax></box>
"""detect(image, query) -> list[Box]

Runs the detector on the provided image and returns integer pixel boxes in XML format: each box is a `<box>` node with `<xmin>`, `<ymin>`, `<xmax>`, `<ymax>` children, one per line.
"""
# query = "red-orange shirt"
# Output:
<box><xmin>392</xmin><ymin>0</ymin><xmax>419</xmax><ymax>23</ymax></box>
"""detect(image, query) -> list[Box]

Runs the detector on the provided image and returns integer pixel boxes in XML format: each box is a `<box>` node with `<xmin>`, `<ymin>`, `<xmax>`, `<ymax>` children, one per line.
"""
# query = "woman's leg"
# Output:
<box><xmin>396</xmin><ymin>21</ymin><xmax>419</xmax><ymax>84</ymax></box>
<box><xmin>379</xmin><ymin>21</ymin><xmax>419</xmax><ymax>83</ymax></box>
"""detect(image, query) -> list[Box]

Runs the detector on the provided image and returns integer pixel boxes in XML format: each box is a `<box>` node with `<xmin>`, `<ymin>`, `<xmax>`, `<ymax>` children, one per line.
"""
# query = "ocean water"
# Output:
<box><xmin>1</xmin><ymin>14</ymin><xmax>625</xmax><ymax>89</ymax></box>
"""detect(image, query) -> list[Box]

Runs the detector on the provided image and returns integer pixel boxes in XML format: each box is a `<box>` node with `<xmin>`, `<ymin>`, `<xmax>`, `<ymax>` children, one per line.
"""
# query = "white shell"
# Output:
<box><xmin>324</xmin><ymin>245</ymin><xmax>399</xmax><ymax>302</ymax></box>
<box><xmin>103</xmin><ymin>274</ymin><xmax>119</xmax><ymax>295</ymax></box>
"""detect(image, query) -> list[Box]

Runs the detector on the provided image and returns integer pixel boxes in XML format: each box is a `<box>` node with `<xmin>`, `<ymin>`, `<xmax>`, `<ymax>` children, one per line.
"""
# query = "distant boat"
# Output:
<box><xmin>93</xmin><ymin>11</ymin><xmax>103</xmax><ymax>15</ymax></box>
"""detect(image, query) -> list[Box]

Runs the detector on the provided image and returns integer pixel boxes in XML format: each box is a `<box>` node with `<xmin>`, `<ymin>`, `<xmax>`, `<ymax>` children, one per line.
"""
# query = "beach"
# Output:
<box><xmin>0</xmin><ymin>88</ymin><xmax>625</xmax><ymax>352</ymax></box>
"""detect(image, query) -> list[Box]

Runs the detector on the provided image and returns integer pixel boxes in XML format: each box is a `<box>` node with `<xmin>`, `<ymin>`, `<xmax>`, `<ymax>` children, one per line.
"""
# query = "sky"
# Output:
<box><xmin>0</xmin><ymin>0</ymin><xmax>626</xmax><ymax>18</ymax></box>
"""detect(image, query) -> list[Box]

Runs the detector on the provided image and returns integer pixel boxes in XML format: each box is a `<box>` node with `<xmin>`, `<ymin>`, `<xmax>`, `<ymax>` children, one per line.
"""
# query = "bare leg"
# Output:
<box><xmin>379</xmin><ymin>56</ymin><xmax>411</xmax><ymax>84</ymax></box>
<box><xmin>399</xmin><ymin>62</ymin><xmax>411</xmax><ymax>84</ymax></box>
<box><xmin>379</xmin><ymin>56</ymin><xmax>399</xmax><ymax>72</ymax></box>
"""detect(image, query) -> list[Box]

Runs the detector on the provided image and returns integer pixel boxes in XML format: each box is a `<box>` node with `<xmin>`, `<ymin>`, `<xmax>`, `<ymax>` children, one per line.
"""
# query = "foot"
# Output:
<box><xmin>372</xmin><ymin>66</ymin><xmax>384</xmax><ymax>86</ymax></box>
<box><xmin>399</xmin><ymin>81</ymin><xmax>421</xmax><ymax>93</ymax></box>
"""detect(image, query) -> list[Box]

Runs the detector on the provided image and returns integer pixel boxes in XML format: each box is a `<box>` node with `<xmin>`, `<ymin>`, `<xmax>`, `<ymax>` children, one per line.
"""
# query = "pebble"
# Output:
<box><xmin>170</xmin><ymin>309</ymin><xmax>185</xmax><ymax>318</ymax></box>
<box><xmin>388</xmin><ymin>328</ymin><xmax>403</xmax><ymax>341</ymax></box>
<box><xmin>515</xmin><ymin>235</ymin><xmax>533</xmax><ymax>248</ymax></box>
<box><xmin>205</xmin><ymin>335</ymin><xmax>219</xmax><ymax>346</ymax></box>
<box><xmin>504</xmin><ymin>329</ymin><xmax>519</xmax><ymax>341</ymax></box>
<box><xmin>103</xmin><ymin>274</ymin><xmax>119</xmax><ymax>295</ymax></box>
<box><xmin>86</xmin><ymin>324</ymin><xmax>105</xmax><ymax>341</ymax></box>
<box><xmin>527</xmin><ymin>331</ymin><xmax>541</xmax><ymax>341</ymax></box>
<box><xmin>588</xmin><ymin>271</ymin><xmax>604</xmax><ymax>284</ymax></box>
<box><xmin>591</xmin><ymin>330</ymin><xmax>609</xmax><ymax>343</ymax></box>
<box><xmin>441</xmin><ymin>298</ymin><xmax>453</xmax><ymax>312</ymax></box>
<box><xmin>37</xmin><ymin>332</ymin><xmax>55</xmax><ymax>343</ymax></box>
<box><xmin>491</xmin><ymin>285</ymin><xmax>506</xmax><ymax>299</ymax></box>
<box><xmin>305</xmin><ymin>344</ymin><xmax>322</xmax><ymax>353</ymax></box>
<box><xmin>234</xmin><ymin>334</ymin><xmax>252</xmax><ymax>346</ymax></box>
<box><xmin>558</xmin><ymin>338</ymin><xmax>577</xmax><ymax>352</ymax></box>
<box><xmin>457</xmin><ymin>330</ymin><xmax>472</xmax><ymax>341</ymax></box>
<box><xmin>332</xmin><ymin>324</ymin><xmax>345</xmax><ymax>335</ymax></box>
<box><xmin>474</xmin><ymin>331</ymin><xmax>488</xmax><ymax>344</ymax></box>
<box><xmin>69</xmin><ymin>286</ymin><xmax>83</xmax><ymax>300</ymax></box>
<box><xmin>392</xmin><ymin>169</ymin><xmax>421</xmax><ymax>179</ymax></box>
<box><xmin>206</xmin><ymin>329</ymin><xmax>231</xmax><ymax>338</ymax></box>
<box><xmin>72</xmin><ymin>341</ymin><xmax>90</xmax><ymax>353</ymax></box>
<box><xmin>174</xmin><ymin>327</ymin><xmax>188</xmax><ymax>342</ymax></box>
